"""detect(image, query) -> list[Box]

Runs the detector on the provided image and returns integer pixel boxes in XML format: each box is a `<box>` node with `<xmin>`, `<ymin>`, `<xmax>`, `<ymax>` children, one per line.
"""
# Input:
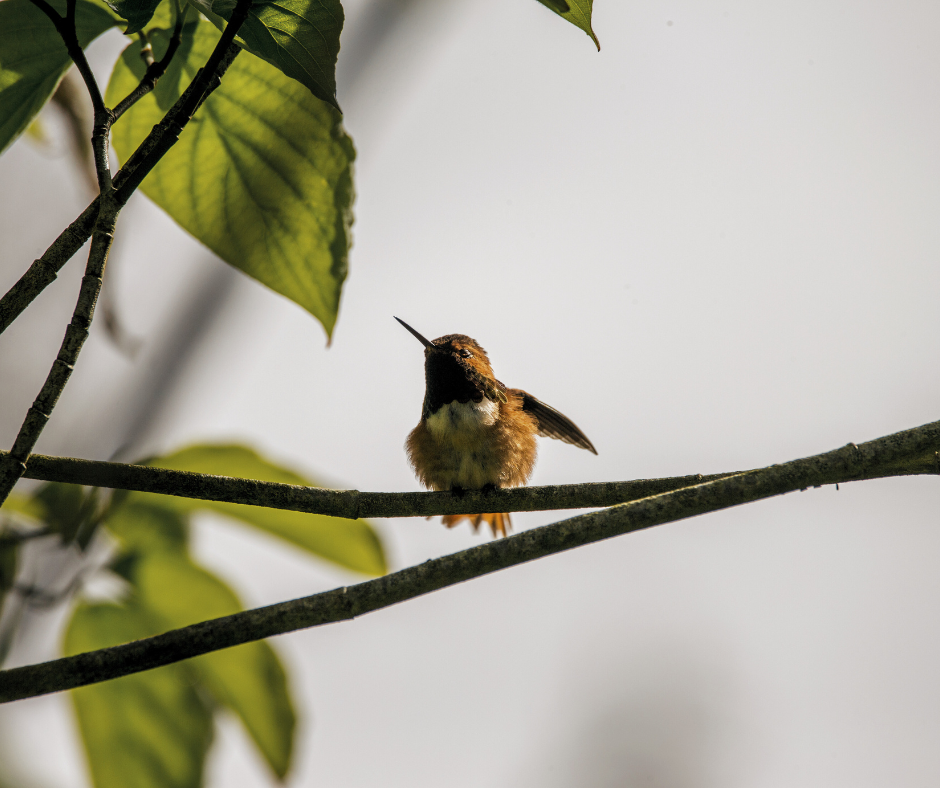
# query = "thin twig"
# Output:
<box><xmin>0</xmin><ymin>420</ymin><xmax>937</xmax><ymax>703</ymax></box>
<box><xmin>112</xmin><ymin>8</ymin><xmax>188</xmax><ymax>122</ymax></box>
<box><xmin>28</xmin><ymin>0</ymin><xmax>113</xmax><ymax>191</ymax></box>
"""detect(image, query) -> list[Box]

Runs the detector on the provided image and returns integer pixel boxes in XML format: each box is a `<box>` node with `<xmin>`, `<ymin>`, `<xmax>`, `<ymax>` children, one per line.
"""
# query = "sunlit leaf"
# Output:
<box><xmin>133</xmin><ymin>444</ymin><xmax>386</xmax><ymax>576</ymax></box>
<box><xmin>0</xmin><ymin>0</ymin><xmax>118</xmax><ymax>156</ymax></box>
<box><xmin>193</xmin><ymin>0</ymin><xmax>343</xmax><ymax>107</ymax></box>
<box><xmin>105</xmin><ymin>20</ymin><xmax>355</xmax><ymax>338</ymax></box>
<box><xmin>134</xmin><ymin>552</ymin><xmax>296</xmax><ymax>778</ymax></box>
<box><xmin>535</xmin><ymin>0</ymin><xmax>599</xmax><ymax>50</ymax></box>
<box><xmin>64</xmin><ymin>602</ymin><xmax>214</xmax><ymax>788</ymax></box>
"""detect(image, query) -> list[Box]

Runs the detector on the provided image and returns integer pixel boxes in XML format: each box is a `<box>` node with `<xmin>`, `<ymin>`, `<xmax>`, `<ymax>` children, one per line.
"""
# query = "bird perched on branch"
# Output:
<box><xmin>396</xmin><ymin>317</ymin><xmax>597</xmax><ymax>537</ymax></box>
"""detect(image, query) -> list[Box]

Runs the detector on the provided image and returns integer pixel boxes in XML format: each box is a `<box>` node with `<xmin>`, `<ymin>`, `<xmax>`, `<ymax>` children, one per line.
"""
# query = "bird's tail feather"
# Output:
<box><xmin>442</xmin><ymin>512</ymin><xmax>512</xmax><ymax>538</ymax></box>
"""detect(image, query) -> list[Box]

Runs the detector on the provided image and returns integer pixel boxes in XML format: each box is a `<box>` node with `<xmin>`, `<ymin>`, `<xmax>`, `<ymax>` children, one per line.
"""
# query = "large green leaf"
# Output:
<box><xmin>133</xmin><ymin>444</ymin><xmax>387</xmax><ymax>576</ymax></box>
<box><xmin>106</xmin><ymin>20</ymin><xmax>355</xmax><ymax>338</ymax></box>
<box><xmin>535</xmin><ymin>0</ymin><xmax>599</xmax><ymax>49</ymax></box>
<box><xmin>0</xmin><ymin>0</ymin><xmax>118</xmax><ymax>156</ymax></box>
<box><xmin>134</xmin><ymin>551</ymin><xmax>296</xmax><ymax>778</ymax></box>
<box><xmin>64</xmin><ymin>602</ymin><xmax>214</xmax><ymax>788</ymax></box>
<box><xmin>193</xmin><ymin>0</ymin><xmax>343</xmax><ymax>108</ymax></box>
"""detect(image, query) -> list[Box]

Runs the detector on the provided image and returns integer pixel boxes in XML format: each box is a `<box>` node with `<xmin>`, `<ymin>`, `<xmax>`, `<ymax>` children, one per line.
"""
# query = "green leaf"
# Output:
<box><xmin>144</xmin><ymin>0</ymin><xmax>183</xmax><ymax>31</ymax></box>
<box><xmin>104</xmin><ymin>500</ymin><xmax>190</xmax><ymax>582</ymax></box>
<box><xmin>133</xmin><ymin>552</ymin><xmax>296</xmax><ymax>778</ymax></box>
<box><xmin>33</xmin><ymin>482</ymin><xmax>102</xmax><ymax>549</ymax></box>
<box><xmin>105</xmin><ymin>20</ymin><xmax>355</xmax><ymax>338</ymax></box>
<box><xmin>133</xmin><ymin>444</ymin><xmax>387</xmax><ymax>576</ymax></box>
<box><xmin>535</xmin><ymin>0</ymin><xmax>599</xmax><ymax>50</ymax></box>
<box><xmin>105</xmin><ymin>0</ymin><xmax>163</xmax><ymax>33</ymax></box>
<box><xmin>0</xmin><ymin>0</ymin><xmax>119</xmax><ymax>156</ymax></box>
<box><xmin>64</xmin><ymin>602</ymin><xmax>214</xmax><ymax>788</ymax></box>
<box><xmin>194</xmin><ymin>0</ymin><xmax>343</xmax><ymax>107</ymax></box>
<box><xmin>0</xmin><ymin>491</ymin><xmax>46</xmax><ymax>522</ymax></box>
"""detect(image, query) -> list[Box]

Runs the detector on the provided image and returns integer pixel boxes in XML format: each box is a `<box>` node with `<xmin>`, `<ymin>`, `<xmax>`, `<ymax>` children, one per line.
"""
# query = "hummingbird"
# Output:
<box><xmin>395</xmin><ymin>317</ymin><xmax>597</xmax><ymax>538</ymax></box>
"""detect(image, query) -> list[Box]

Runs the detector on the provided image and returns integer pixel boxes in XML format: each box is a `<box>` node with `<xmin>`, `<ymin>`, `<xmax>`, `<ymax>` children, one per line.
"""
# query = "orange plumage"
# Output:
<box><xmin>397</xmin><ymin>318</ymin><xmax>596</xmax><ymax>538</ymax></box>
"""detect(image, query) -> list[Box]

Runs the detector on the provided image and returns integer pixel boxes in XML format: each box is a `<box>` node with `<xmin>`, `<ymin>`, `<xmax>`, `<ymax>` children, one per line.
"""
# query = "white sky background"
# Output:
<box><xmin>2</xmin><ymin>0</ymin><xmax>940</xmax><ymax>785</ymax></box>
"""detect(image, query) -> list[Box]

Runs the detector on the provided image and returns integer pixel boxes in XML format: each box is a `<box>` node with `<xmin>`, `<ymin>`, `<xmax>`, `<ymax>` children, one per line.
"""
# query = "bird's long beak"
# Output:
<box><xmin>394</xmin><ymin>317</ymin><xmax>435</xmax><ymax>349</ymax></box>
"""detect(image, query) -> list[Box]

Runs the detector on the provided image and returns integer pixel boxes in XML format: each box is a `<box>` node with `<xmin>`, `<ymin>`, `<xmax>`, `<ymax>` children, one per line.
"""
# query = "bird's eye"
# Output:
<box><xmin>459</xmin><ymin>349</ymin><xmax>472</xmax><ymax>358</ymax></box>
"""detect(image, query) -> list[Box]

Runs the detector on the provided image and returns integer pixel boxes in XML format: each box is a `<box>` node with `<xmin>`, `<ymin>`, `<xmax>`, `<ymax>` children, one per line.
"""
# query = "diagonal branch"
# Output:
<box><xmin>0</xmin><ymin>420</ymin><xmax>937</xmax><ymax>703</ymax></box>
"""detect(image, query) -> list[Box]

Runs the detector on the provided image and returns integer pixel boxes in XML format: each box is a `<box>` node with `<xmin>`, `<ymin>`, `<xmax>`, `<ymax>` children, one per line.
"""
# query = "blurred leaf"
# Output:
<box><xmin>0</xmin><ymin>0</ymin><xmax>118</xmax><ymax>156</ymax></box>
<box><xmin>134</xmin><ymin>551</ymin><xmax>295</xmax><ymax>778</ymax></box>
<box><xmin>535</xmin><ymin>0</ymin><xmax>599</xmax><ymax>50</ymax></box>
<box><xmin>105</xmin><ymin>500</ymin><xmax>189</xmax><ymax>556</ymax></box>
<box><xmin>132</xmin><ymin>444</ymin><xmax>386</xmax><ymax>576</ymax></box>
<box><xmin>193</xmin><ymin>0</ymin><xmax>343</xmax><ymax>108</ymax></box>
<box><xmin>0</xmin><ymin>491</ymin><xmax>46</xmax><ymax>522</ymax></box>
<box><xmin>105</xmin><ymin>20</ymin><xmax>355</xmax><ymax>338</ymax></box>
<box><xmin>34</xmin><ymin>483</ymin><xmax>102</xmax><ymax>549</ymax></box>
<box><xmin>104</xmin><ymin>500</ymin><xmax>190</xmax><ymax>581</ymax></box>
<box><xmin>104</xmin><ymin>0</ymin><xmax>163</xmax><ymax>33</ymax></box>
<box><xmin>64</xmin><ymin>602</ymin><xmax>214</xmax><ymax>788</ymax></box>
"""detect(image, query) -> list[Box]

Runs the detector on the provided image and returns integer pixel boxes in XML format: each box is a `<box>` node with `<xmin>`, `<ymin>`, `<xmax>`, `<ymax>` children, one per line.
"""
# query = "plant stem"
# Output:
<box><xmin>112</xmin><ymin>7</ymin><xmax>188</xmax><ymax>122</ymax></box>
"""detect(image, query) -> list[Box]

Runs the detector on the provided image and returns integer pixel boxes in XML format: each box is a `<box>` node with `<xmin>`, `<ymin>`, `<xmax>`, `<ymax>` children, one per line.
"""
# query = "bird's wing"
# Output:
<box><xmin>517</xmin><ymin>390</ymin><xmax>598</xmax><ymax>454</ymax></box>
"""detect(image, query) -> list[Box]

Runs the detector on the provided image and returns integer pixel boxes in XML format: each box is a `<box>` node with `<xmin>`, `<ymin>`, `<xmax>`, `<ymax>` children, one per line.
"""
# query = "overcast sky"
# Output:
<box><xmin>2</xmin><ymin>0</ymin><xmax>940</xmax><ymax>785</ymax></box>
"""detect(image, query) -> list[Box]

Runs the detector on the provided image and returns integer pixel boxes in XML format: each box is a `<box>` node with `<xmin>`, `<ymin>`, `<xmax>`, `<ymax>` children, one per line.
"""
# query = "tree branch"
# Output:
<box><xmin>0</xmin><ymin>420</ymin><xmax>937</xmax><ymax>703</ymax></box>
<box><xmin>0</xmin><ymin>201</ymin><xmax>99</xmax><ymax>335</ymax></box>
<box><xmin>0</xmin><ymin>208</ymin><xmax>118</xmax><ymax>504</ymax></box>
<box><xmin>0</xmin><ymin>2</ymin><xmax>256</xmax><ymax>507</ymax></box>
<box><xmin>2</xmin><ymin>421</ymin><xmax>937</xmax><ymax>519</ymax></box>
<box><xmin>0</xmin><ymin>3</ymin><xmax>247</xmax><ymax>339</ymax></box>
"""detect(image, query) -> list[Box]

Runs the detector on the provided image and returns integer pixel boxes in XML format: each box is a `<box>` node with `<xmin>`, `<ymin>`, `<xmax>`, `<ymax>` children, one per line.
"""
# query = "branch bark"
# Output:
<box><xmin>0</xmin><ymin>420</ymin><xmax>937</xmax><ymax>703</ymax></box>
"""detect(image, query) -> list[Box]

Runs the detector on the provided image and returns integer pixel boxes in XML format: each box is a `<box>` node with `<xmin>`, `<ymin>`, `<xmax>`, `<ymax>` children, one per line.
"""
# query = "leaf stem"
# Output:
<box><xmin>111</xmin><ymin>8</ymin><xmax>188</xmax><ymax>122</ymax></box>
